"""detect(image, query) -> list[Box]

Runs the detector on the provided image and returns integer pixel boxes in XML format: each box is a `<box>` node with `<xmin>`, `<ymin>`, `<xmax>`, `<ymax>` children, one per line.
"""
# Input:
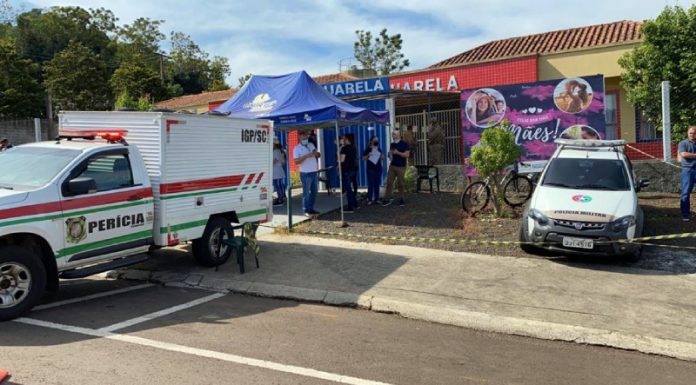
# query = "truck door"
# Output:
<box><xmin>58</xmin><ymin>148</ymin><xmax>154</xmax><ymax>267</ymax></box>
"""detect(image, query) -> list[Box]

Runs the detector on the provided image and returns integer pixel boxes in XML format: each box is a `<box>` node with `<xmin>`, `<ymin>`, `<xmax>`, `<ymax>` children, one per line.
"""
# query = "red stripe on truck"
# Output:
<box><xmin>0</xmin><ymin>188</ymin><xmax>153</xmax><ymax>221</ymax></box>
<box><xmin>160</xmin><ymin>175</ymin><xmax>245</xmax><ymax>194</ymax></box>
<box><xmin>255</xmin><ymin>172</ymin><xmax>264</xmax><ymax>184</ymax></box>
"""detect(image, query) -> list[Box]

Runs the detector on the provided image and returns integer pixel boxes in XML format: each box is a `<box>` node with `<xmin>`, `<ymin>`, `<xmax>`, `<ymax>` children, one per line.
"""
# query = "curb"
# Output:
<box><xmin>112</xmin><ymin>268</ymin><xmax>696</xmax><ymax>363</ymax></box>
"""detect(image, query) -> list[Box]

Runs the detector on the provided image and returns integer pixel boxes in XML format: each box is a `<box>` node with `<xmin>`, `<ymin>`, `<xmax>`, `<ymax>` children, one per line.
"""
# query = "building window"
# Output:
<box><xmin>635</xmin><ymin>108</ymin><xmax>659</xmax><ymax>142</ymax></box>
<box><xmin>604</xmin><ymin>93</ymin><xmax>618</xmax><ymax>140</ymax></box>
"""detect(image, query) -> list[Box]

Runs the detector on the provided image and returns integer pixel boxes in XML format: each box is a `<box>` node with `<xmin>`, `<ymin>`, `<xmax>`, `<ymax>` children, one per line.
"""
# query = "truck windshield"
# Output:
<box><xmin>0</xmin><ymin>146</ymin><xmax>80</xmax><ymax>190</ymax></box>
<box><xmin>542</xmin><ymin>158</ymin><xmax>630</xmax><ymax>191</ymax></box>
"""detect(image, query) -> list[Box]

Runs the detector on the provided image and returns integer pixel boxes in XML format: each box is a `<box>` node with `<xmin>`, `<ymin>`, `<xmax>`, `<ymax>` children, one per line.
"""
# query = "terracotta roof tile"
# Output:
<box><xmin>312</xmin><ymin>72</ymin><xmax>359</xmax><ymax>84</ymax></box>
<box><xmin>156</xmin><ymin>89</ymin><xmax>237</xmax><ymax>109</ymax></box>
<box><xmin>430</xmin><ymin>20</ymin><xmax>642</xmax><ymax>68</ymax></box>
<box><xmin>155</xmin><ymin>72</ymin><xmax>361</xmax><ymax>109</ymax></box>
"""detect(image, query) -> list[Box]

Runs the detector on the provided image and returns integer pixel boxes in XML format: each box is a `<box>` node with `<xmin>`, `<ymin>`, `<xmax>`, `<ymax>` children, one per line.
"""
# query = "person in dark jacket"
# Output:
<box><xmin>362</xmin><ymin>135</ymin><xmax>384</xmax><ymax>205</ymax></box>
<box><xmin>339</xmin><ymin>135</ymin><xmax>358</xmax><ymax>212</ymax></box>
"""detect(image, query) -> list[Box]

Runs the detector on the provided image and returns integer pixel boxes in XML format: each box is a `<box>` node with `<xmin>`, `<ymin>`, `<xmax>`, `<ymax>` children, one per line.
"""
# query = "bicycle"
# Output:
<box><xmin>461</xmin><ymin>161</ymin><xmax>542</xmax><ymax>213</ymax></box>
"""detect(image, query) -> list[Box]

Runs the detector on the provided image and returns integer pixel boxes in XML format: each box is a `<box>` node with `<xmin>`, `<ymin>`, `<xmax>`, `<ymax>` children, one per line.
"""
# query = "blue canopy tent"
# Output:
<box><xmin>214</xmin><ymin>71</ymin><xmax>390</xmax><ymax>228</ymax></box>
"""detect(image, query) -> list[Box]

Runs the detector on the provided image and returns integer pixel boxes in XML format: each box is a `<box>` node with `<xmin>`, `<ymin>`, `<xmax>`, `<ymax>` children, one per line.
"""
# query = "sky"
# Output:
<box><xmin>9</xmin><ymin>0</ymin><xmax>696</xmax><ymax>87</ymax></box>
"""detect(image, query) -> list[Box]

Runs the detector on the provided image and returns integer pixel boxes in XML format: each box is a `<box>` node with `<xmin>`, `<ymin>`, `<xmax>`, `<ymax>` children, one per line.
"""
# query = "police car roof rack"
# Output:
<box><xmin>554</xmin><ymin>139</ymin><xmax>625</xmax><ymax>152</ymax></box>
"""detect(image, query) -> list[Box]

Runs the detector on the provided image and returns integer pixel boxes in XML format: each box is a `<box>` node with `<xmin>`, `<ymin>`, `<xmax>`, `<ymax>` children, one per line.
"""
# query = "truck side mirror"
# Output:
<box><xmin>68</xmin><ymin>177</ymin><xmax>97</xmax><ymax>196</ymax></box>
<box><xmin>636</xmin><ymin>178</ymin><xmax>650</xmax><ymax>192</ymax></box>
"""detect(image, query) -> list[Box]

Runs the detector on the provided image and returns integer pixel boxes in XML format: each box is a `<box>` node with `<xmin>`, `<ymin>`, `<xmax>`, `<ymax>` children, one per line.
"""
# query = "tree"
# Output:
<box><xmin>208</xmin><ymin>56</ymin><xmax>230</xmax><ymax>91</ymax></box>
<box><xmin>116</xmin><ymin>17</ymin><xmax>164</xmax><ymax>70</ymax></box>
<box><xmin>14</xmin><ymin>7</ymin><xmax>115</xmax><ymax>65</ymax></box>
<box><xmin>44</xmin><ymin>41</ymin><xmax>111</xmax><ymax>112</ymax></box>
<box><xmin>237</xmin><ymin>73</ymin><xmax>252</xmax><ymax>88</ymax></box>
<box><xmin>619</xmin><ymin>5</ymin><xmax>696</xmax><ymax>139</ymax></box>
<box><xmin>353</xmin><ymin>29</ymin><xmax>410</xmax><ymax>75</ymax></box>
<box><xmin>168</xmin><ymin>31</ymin><xmax>211</xmax><ymax>94</ymax></box>
<box><xmin>110</xmin><ymin>54</ymin><xmax>163</xmax><ymax>100</ymax></box>
<box><xmin>114</xmin><ymin>90</ymin><xmax>151</xmax><ymax>111</ymax></box>
<box><xmin>0</xmin><ymin>39</ymin><xmax>43</xmax><ymax>117</ymax></box>
<box><xmin>469</xmin><ymin>123</ymin><xmax>522</xmax><ymax>217</ymax></box>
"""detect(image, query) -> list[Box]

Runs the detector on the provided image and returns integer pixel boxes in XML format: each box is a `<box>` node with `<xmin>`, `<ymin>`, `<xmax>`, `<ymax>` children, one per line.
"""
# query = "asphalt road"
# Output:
<box><xmin>1</xmin><ymin>278</ymin><xmax>695</xmax><ymax>385</ymax></box>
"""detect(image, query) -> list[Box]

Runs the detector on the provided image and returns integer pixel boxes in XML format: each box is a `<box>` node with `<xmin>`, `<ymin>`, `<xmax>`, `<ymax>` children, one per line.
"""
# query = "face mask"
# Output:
<box><xmin>301</xmin><ymin>139</ymin><xmax>309</xmax><ymax>145</ymax></box>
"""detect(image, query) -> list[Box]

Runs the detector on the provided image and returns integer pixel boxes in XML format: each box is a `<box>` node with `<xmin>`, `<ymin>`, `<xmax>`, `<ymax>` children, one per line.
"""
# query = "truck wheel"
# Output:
<box><xmin>0</xmin><ymin>246</ymin><xmax>46</xmax><ymax>321</ymax></box>
<box><xmin>192</xmin><ymin>217</ymin><xmax>234</xmax><ymax>267</ymax></box>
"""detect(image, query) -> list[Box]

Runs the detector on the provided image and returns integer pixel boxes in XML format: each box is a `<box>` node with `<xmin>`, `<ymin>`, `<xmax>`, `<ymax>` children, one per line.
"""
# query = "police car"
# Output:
<box><xmin>519</xmin><ymin>139</ymin><xmax>649</xmax><ymax>259</ymax></box>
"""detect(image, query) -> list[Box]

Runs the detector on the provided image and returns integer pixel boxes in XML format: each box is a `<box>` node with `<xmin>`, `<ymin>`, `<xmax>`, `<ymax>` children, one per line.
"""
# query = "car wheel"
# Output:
<box><xmin>0</xmin><ymin>246</ymin><xmax>47</xmax><ymax>321</ymax></box>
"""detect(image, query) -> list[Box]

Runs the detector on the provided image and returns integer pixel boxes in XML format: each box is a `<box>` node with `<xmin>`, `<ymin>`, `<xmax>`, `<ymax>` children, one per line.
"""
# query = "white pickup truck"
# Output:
<box><xmin>0</xmin><ymin>111</ymin><xmax>273</xmax><ymax>320</ymax></box>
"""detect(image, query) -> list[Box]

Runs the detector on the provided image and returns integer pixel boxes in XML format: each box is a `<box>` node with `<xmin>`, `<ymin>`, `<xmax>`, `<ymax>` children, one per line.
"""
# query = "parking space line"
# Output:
<box><xmin>15</xmin><ymin>317</ymin><xmax>393</xmax><ymax>385</ymax></box>
<box><xmin>98</xmin><ymin>292</ymin><xmax>226</xmax><ymax>333</ymax></box>
<box><xmin>34</xmin><ymin>283</ymin><xmax>155</xmax><ymax>311</ymax></box>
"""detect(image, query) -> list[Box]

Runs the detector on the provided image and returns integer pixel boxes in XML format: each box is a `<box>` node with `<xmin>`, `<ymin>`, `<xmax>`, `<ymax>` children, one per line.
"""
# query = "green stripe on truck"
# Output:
<box><xmin>57</xmin><ymin>230</ymin><xmax>153</xmax><ymax>258</ymax></box>
<box><xmin>159</xmin><ymin>208</ymin><xmax>267</xmax><ymax>234</ymax></box>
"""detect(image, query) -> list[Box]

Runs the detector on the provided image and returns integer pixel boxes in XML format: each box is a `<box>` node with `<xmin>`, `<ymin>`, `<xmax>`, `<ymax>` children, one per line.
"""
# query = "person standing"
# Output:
<box><xmin>339</xmin><ymin>135</ymin><xmax>358</xmax><ymax>213</ymax></box>
<box><xmin>363</xmin><ymin>135</ymin><xmax>384</xmax><ymax>205</ymax></box>
<box><xmin>382</xmin><ymin>130</ymin><xmax>410</xmax><ymax>206</ymax></box>
<box><xmin>0</xmin><ymin>138</ymin><xmax>13</xmax><ymax>152</ymax></box>
<box><xmin>678</xmin><ymin>126</ymin><xmax>696</xmax><ymax>221</ymax></box>
<box><xmin>427</xmin><ymin>117</ymin><xmax>445</xmax><ymax>165</ymax></box>
<box><xmin>293</xmin><ymin>130</ymin><xmax>321</xmax><ymax>216</ymax></box>
<box><xmin>272</xmin><ymin>137</ymin><xmax>287</xmax><ymax>206</ymax></box>
<box><xmin>402</xmin><ymin>125</ymin><xmax>418</xmax><ymax>166</ymax></box>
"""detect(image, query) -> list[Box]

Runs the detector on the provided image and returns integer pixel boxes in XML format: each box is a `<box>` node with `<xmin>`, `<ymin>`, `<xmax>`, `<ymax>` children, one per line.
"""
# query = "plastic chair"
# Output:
<box><xmin>317</xmin><ymin>166</ymin><xmax>335</xmax><ymax>195</ymax></box>
<box><xmin>415</xmin><ymin>165</ymin><xmax>440</xmax><ymax>193</ymax></box>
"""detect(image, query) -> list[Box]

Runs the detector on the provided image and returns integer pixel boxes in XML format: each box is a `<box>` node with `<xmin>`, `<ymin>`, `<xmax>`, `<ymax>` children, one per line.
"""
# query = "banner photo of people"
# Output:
<box><xmin>461</xmin><ymin>74</ymin><xmax>605</xmax><ymax>175</ymax></box>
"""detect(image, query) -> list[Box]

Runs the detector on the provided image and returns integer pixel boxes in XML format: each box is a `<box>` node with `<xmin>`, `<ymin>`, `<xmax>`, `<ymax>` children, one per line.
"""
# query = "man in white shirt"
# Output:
<box><xmin>293</xmin><ymin>130</ymin><xmax>321</xmax><ymax>216</ymax></box>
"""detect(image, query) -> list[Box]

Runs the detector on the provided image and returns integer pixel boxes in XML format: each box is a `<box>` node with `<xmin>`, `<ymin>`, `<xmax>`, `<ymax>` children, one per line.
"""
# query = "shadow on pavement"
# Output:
<box><xmin>2</xmin><ymin>240</ymin><xmax>408</xmax><ymax>347</ymax></box>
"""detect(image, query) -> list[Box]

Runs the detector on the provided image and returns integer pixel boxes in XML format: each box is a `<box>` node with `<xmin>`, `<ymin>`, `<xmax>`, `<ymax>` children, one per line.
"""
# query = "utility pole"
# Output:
<box><xmin>159</xmin><ymin>53</ymin><xmax>165</xmax><ymax>84</ymax></box>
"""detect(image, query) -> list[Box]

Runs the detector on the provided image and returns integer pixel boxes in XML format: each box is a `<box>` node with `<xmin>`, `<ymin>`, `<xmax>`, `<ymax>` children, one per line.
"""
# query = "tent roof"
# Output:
<box><xmin>213</xmin><ymin>71</ymin><xmax>389</xmax><ymax>130</ymax></box>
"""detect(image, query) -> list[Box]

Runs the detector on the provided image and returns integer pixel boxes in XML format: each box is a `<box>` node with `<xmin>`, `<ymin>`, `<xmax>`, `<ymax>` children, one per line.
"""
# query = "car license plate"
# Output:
<box><xmin>562</xmin><ymin>237</ymin><xmax>593</xmax><ymax>249</ymax></box>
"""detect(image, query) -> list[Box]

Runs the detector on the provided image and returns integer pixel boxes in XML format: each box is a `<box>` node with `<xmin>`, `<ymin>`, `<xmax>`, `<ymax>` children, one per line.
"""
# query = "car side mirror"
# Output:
<box><xmin>67</xmin><ymin>177</ymin><xmax>97</xmax><ymax>196</ymax></box>
<box><xmin>636</xmin><ymin>178</ymin><xmax>650</xmax><ymax>192</ymax></box>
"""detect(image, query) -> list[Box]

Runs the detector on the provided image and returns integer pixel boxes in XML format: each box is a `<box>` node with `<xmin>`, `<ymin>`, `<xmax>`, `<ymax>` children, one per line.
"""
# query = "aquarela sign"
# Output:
<box><xmin>322</xmin><ymin>77</ymin><xmax>390</xmax><ymax>97</ymax></box>
<box><xmin>461</xmin><ymin>74</ymin><xmax>606</xmax><ymax>174</ymax></box>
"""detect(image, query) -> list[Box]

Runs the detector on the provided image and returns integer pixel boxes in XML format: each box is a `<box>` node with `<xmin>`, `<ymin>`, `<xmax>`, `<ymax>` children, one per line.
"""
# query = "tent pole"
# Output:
<box><xmin>287</xmin><ymin>133</ymin><xmax>293</xmax><ymax>231</ymax></box>
<box><xmin>336</xmin><ymin>121</ymin><xmax>345</xmax><ymax>227</ymax></box>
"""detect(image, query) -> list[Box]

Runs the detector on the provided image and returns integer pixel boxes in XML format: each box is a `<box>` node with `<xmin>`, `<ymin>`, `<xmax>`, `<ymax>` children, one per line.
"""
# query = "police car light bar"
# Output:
<box><xmin>554</xmin><ymin>139</ymin><xmax>626</xmax><ymax>148</ymax></box>
<box><xmin>57</xmin><ymin>129</ymin><xmax>128</xmax><ymax>144</ymax></box>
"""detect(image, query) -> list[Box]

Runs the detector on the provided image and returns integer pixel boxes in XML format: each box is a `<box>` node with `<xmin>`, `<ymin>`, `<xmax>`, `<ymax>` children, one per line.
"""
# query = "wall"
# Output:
<box><xmin>0</xmin><ymin>119</ymin><xmax>52</xmax><ymax>145</ymax></box>
<box><xmin>390</xmin><ymin>56</ymin><xmax>538</xmax><ymax>92</ymax></box>
<box><xmin>538</xmin><ymin>44</ymin><xmax>638</xmax><ymax>79</ymax></box>
<box><xmin>433</xmin><ymin>160</ymin><xmax>681</xmax><ymax>194</ymax></box>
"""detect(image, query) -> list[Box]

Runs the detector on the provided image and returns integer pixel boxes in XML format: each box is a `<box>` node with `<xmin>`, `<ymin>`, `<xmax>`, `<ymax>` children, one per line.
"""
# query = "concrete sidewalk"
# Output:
<box><xmin>112</xmin><ymin>234</ymin><xmax>696</xmax><ymax>361</ymax></box>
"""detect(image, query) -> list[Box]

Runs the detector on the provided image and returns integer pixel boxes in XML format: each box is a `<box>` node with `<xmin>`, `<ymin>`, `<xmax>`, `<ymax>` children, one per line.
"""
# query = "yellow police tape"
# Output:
<box><xmin>295</xmin><ymin>229</ymin><xmax>696</xmax><ymax>250</ymax></box>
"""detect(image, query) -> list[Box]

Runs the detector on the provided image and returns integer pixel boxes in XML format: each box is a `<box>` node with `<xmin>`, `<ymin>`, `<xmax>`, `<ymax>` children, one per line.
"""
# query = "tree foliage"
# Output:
<box><xmin>43</xmin><ymin>41</ymin><xmax>111</xmax><ymax>111</ymax></box>
<box><xmin>168</xmin><ymin>31</ymin><xmax>229</xmax><ymax>94</ymax></box>
<box><xmin>619</xmin><ymin>5</ymin><xmax>696</xmax><ymax>139</ymax></box>
<box><xmin>1</xmin><ymin>5</ymin><xmax>231</xmax><ymax>118</ymax></box>
<box><xmin>237</xmin><ymin>73</ymin><xmax>252</xmax><ymax>88</ymax></box>
<box><xmin>114</xmin><ymin>91</ymin><xmax>151</xmax><ymax>111</ymax></box>
<box><xmin>353</xmin><ymin>28</ymin><xmax>410</xmax><ymax>75</ymax></box>
<box><xmin>0</xmin><ymin>39</ymin><xmax>43</xmax><ymax>117</ymax></box>
<box><xmin>14</xmin><ymin>7</ymin><xmax>115</xmax><ymax>65</ymax></box>
<box><xmin>110</xmin><ymin>54</ymin><xmax>163</xmax><ymax>101</ymax></box>
<box><xmin>469</xmin><ymin>123</ymin><xmax>522</xmax><ymax>217</ymax></box>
